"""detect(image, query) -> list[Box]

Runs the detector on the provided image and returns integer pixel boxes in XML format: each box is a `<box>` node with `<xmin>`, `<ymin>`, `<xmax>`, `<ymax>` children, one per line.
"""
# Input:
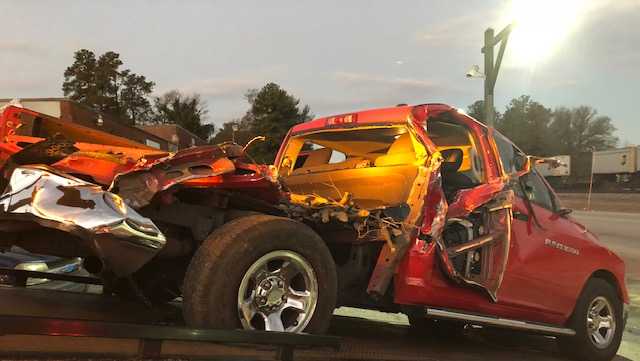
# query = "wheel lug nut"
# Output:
<box><xmin>281</xmin><ymin>295</ymin><xmax>287</xmax><ymax>302</ymax></box>
<box><xmin>264</xmin><ymin>281</ymin><xmax>272</xmax><ymax>290</ymax></box>
<box><xmin>277</xmin><ymin>280</ymin><xmax>284</xmax><ymax>288</ymax></box>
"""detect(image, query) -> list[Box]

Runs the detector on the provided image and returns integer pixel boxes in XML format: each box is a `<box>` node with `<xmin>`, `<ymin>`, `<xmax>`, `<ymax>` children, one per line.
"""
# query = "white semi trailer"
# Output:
<box><xmin>539</xmin><ymin>147</ymin><xmax>640</xmax><ymax>192</ymax></box>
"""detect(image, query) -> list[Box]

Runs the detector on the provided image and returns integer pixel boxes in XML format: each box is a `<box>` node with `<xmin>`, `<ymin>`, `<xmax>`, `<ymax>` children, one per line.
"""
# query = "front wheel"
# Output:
<box><xmin>557</xmin><ymin>278</ymin><xmax>624</xmax><ymax>361</ymax></box>
<box><xmin>182</xmin><ymin>215</ymin><xmax>337</xmax><ymax>333</ymax></box>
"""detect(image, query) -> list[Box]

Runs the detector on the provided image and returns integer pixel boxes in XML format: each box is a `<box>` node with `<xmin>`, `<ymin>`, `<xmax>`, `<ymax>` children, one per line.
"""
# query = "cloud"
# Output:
<box><xmin>333</xmin><ymin>71</ymin><xmax>442</xmax><ymax>93</ymax></box>
<box><xmin>170</xmin><ymin>78</ymin><xmax>259</xmax><ymax>99</ymax></box>
<box><xmin>157</xmin><ymin>66</ymin><xmax>288</xmax><ymax>100</ymax></box>
<box><xmin>0</xmin><ymin>41</ymin><xmax>48</xmax><ymax>56</ymax></box>
<box><xmin>415</xmin><ymin>10</ymin><xmax>499</xmax><ymax>47</ymax></box>
<box><xmin>292</xmin><ymin>71</ymin><xmax>466</xmax><ymax>118</ymax></box>
<box><xmin>0</xmin><ymin>75</ymin><xmax>59</xmax><ymax>96</ymax></box>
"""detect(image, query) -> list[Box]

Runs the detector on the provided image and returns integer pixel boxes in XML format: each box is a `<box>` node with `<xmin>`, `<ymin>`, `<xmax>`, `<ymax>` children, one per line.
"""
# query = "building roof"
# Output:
<box><xmin>140</xmin><ymin>124</ymin><xmax>207</xmax><ymax>147</ymax></box>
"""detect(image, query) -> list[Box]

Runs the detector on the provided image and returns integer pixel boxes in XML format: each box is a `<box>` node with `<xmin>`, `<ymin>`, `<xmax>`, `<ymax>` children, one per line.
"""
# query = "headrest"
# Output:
<box><xmin>440</xmin><ymin>148</ymin><xmax>463</xmax><ymax>173</ymax></box>
<box><xmin>302</xmin><ymin>147</ymin><xmax>332</xmax><ymax>167</ymax></box>
<box><xmin>387</xmin><ymin>133</ymin><xmax>414</xmax><ymax>155</ymax></box>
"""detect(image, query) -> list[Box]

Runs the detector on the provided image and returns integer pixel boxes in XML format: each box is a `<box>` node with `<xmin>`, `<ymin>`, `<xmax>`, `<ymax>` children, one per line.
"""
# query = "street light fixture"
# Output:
<box><xmin>468</xmin><ymin>0</ymin><xmax>584</xmax><ymax>127</ymax></box>
<box><xmin>479</xmin><ymin>24</ymin><xmax>514</xmax><ymax>128</ymax></box>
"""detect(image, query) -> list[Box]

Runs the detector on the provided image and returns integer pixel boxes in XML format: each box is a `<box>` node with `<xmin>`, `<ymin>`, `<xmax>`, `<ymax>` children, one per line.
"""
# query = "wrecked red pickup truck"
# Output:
<box><xmin>0</xmin><ymin>103</ymin><xmax>628</xmax><ymax>361</ymax></box>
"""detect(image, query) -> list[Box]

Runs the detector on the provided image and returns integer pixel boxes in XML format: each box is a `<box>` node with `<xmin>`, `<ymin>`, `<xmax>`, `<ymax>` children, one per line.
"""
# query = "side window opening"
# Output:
<box><xmin>329</xmin><ymin>150</ymin><xmax>347</xmax><ymax>164</ymax></box>
<box><xmin>282</xmin><ymin>126</ymin><xmax>419</xmax><ymax>208</ymax></box>
<box><xmin>427</xmin><ymin>118</ymin><xmax>485</xmax><ymax>201</ymax></box>
<box><xmin>288</xmin><ymin>127</ymin><xmax>412</xmax><ymax>175</ymax></box>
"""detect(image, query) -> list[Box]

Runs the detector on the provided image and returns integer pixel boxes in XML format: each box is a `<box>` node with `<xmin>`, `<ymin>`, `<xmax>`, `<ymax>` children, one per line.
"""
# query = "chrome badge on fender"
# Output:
<box><xmin>544</xmin><ymin>238</ymin><xmax>580</xmax><ymax>256</ymax></box>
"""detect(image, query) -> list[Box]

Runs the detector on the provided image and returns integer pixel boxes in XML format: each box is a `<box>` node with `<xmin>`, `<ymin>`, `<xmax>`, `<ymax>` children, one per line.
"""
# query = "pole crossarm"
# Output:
<box><xmin>491</xmin><ymin>33</ymin><xmax>510</xmax><ymax>91</ymax></box>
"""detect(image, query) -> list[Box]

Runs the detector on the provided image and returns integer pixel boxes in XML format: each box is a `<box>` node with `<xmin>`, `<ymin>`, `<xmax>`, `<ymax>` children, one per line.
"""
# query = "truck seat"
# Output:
<box><xmin>283</xmin><ymin>165</ymin><xmax>417</xmax><ymax>209</ymax></box>
<box><xmin>440</xmin><ymin>148</ymin><xmax>476</xmax><ymax>202</ymax></box>
<box><xmin>290</xmin><ymin>157</ymin><xmax>371</xmax><ymax>175</ymax></box>
<box><xmin>302</xmin><ymin>148</ymin><xmax>332</xmax><ymax>167</ymax></box>
<box><xmin>374</xmin><ymin>133</ymin><xmax>416</xmax><ymax>167</ymax></box>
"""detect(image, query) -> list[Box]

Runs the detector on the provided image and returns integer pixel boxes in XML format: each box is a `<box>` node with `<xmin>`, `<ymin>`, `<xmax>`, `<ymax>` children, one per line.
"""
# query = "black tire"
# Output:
<box><xmin>182</xmin><ymin>214</ymin><xmax>337</xmax><ymax>333</ymax></box>
<box><xmin>557</xmin><ymin>278</ymin><xmax>624</xmax><ymax>361</ymax></box>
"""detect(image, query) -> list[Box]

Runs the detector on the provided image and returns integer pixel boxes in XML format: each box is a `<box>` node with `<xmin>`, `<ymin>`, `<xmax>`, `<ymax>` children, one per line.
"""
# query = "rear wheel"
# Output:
<box><xmin>557</xmin><ymin>278</ymin><xmax>624</xmax><ymax>361</ymax></box>
<box><xmin>183</xmin><ymin>215</ymin><xmax>337</xmax><ymax>333</ymax></box>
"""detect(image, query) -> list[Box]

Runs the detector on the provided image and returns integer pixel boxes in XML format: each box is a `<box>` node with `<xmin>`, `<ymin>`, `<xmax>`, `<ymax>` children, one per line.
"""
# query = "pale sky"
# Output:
<box><xmin>1</xmin><ymin>1</ymin><xmax>639</xmax><ymax>144</ymax></box>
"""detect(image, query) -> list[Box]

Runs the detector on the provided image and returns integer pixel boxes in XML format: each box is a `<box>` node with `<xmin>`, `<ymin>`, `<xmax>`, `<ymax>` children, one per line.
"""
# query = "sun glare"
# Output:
<box><xmin>505</xmin><ymin>0</ymin><xmax>585</xmax><ymax>66</ymax></box>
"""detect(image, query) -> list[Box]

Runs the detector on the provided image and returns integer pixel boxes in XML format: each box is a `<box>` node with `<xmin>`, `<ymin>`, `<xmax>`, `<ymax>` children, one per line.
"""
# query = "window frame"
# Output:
<box><xmin>425</xmin><ymin>118</ymin><xmax>487</xmax><ymax>184</ymax></box>
<box><xmin>491</xmin><ymin>130</ymin><xmax>528</xmax><ymax>177</ymax></box>
<box><xmin>516</xmin><ymin>168</ymin><xmax>559</xmax><ymax>212</ymax></box>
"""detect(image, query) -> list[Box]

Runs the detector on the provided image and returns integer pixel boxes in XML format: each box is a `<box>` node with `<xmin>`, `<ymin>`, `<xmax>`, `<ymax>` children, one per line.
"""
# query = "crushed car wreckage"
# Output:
<box><xmin>0</xmin><ymin>102</ymin><xmax>628</xmax><ymax>361</ymax></box>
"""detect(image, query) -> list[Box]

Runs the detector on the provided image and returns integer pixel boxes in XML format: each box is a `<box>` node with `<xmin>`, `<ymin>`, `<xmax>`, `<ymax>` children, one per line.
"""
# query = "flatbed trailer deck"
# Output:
<box><xmin>0</xmin><ymin>287</ymin><xmax>339</xmax><ymax>361</ymax></box>
<box><xmin>0</xmin><ymin>286</ymin><xmax>573</xmax><ymax>361</ymax></box>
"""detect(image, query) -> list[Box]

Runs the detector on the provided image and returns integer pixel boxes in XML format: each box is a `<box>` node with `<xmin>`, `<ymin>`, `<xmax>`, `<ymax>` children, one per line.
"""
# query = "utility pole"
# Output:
<box><xmin>482</xmin><ymin>24</ymin><xmax>513</xmax><ymax>127</ymax></box>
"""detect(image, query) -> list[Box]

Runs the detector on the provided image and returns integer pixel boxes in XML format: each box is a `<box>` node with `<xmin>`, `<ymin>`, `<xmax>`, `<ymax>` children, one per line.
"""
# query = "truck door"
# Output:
<box><xmin>496</xmin><ymin>170</ymin><xmax>568</xmax><ymax>314</ymax></box>
<box><xmin>435</xmin><ymin>184</ymin><xmax>513</xmax><ymax>302</ymax></box>
<box><xmin>432</xmin><ymin>129</ymin><xmax>524</xmax><ymax>302</ymax></box>
<box><xmin>505</xmin><ymin>169</ymin><xmax>586</xmax><ymax>315</ymax></box>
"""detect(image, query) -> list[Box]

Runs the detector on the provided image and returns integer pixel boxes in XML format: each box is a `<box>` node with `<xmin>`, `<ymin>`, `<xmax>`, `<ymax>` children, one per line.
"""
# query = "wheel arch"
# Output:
<box><xmin>565</xmin><ymin>268</ymin><xmax>628</xmax><ymax>325</ymax></box>
<box><xmin>590</xmin><ymin>269</ymin><xmax>627</xmax><ymax>303</ymax></box>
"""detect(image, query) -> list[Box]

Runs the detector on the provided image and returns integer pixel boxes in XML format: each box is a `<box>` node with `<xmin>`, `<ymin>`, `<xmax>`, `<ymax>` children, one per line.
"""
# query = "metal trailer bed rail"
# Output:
<box><xmin>0</xmin><ymin>268</ymin><xmax>340</xmax><ymax>361</ymax></box>
<box><xmin>0</xmin><ymin>315</ymin><xmax>340</xmax><ymax>361</ymax></box>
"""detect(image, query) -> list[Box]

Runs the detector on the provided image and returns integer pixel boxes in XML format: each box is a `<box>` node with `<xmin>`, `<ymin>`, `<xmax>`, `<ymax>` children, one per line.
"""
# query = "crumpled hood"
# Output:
<box><xmin>0</xmin><ymin>165</ymin><xmax>166</xmax><ymax>276</ymax></box>
<box><xmin>109</xmin><ymin>145</ymin><xmax>237</xmax><ymax>208</ymax></box>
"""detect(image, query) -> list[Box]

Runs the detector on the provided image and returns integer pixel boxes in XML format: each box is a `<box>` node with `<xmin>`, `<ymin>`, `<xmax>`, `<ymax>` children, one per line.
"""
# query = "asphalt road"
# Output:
<box><xmin>572</xmin><ymin>211</ymin><xmax>640</xmax><ymax>361</ymax></box>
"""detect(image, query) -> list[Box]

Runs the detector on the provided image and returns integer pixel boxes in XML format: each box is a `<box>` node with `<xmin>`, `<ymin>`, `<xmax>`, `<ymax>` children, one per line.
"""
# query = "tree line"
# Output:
<box><xmin>62</xmin><ymin>49</ymin><xmax>309</xmax><ymax>162</ymax></box>
<box><xmin>467</xmin><ymin>96</ymin><xmax>618</xmax><ymax>156</ymax></box>
<box><xmin>63</xmin><ymin>49</ymin><xmax>618</xmax><ymax>163</ymax></box>
<box><xmin>62</xmin><ymin>49</ymin><xmax>213</xmax><ymax>140</ymax></box>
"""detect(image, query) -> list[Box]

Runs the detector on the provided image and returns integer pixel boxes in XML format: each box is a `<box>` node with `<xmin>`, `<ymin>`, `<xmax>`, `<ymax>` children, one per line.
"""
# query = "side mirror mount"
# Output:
<box><xmin>510</xmin><ymin>155</ymin><xmax>532</xmax><ymax>179</ymax></box>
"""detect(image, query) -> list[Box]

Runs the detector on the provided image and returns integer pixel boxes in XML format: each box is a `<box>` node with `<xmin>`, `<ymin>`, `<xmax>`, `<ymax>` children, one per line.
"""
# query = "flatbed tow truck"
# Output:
<box><xmin>0</xmin><ymin>252</ymin><xmax>577</xmax><ymax>361</ymax></box>
<box><xmin>0</xmin><ymin>103</ymin><xmax>628</xmax><ymax>361</ymax></box>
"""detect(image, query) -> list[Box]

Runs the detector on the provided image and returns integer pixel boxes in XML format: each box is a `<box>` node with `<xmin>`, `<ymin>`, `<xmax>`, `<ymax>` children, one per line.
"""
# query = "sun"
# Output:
<box><xmin>504</xmin><ymin>0</ymin><xmax>586</xmax><ymax>66</ymax></box>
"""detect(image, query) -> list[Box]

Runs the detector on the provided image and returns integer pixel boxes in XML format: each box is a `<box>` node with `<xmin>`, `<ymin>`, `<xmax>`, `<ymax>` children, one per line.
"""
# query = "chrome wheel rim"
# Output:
<box><xmin>237</xmin><ymin>250</ymin><xmax>318</xmax><ymax>332</ymax></box>
<box><xmin>586</xmin><ymin>296</ymin><xmax>616</xmax><ymax>349</ymax></box>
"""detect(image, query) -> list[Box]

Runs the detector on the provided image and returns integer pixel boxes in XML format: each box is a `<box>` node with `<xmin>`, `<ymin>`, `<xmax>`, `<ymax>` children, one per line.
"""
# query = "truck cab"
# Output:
<box><xmin>272</xmin><ymin>104</ymin><xmax>627</xmax><ymax>360</ymax></box>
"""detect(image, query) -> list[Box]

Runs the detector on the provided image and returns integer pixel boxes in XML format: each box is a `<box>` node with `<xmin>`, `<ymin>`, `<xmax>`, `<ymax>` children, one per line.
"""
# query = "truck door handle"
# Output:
<box><xmin>513</xmin><ymin>211</ymin><xmax>529</xmax><ymax>222</ymax></box>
